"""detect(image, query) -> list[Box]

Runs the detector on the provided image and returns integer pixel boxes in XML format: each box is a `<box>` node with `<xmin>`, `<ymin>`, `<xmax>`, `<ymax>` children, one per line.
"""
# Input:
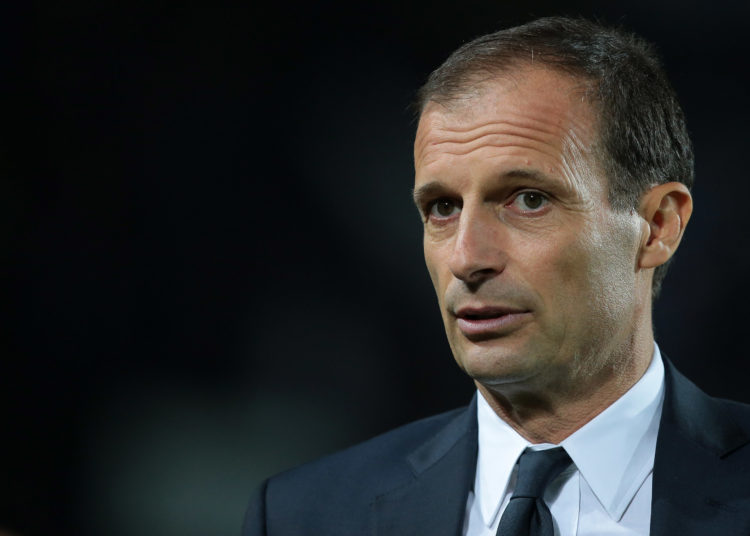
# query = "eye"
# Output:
<box><xmin>509</xmin><ymin>191</ymin><xmax>549</xmax><ymax>212</ymax></box>
<box><xmin>428</xmin><ymin>198</ymin><xmax>461</xmax><ymax>220</ymax></box>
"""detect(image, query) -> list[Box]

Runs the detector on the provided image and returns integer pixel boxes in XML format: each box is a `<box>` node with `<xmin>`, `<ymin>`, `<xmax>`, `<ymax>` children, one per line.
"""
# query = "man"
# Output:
<box><xmin>244</xmin><ymin>17</ymin><xmax>750</xmax><ymax>535</ymax></box>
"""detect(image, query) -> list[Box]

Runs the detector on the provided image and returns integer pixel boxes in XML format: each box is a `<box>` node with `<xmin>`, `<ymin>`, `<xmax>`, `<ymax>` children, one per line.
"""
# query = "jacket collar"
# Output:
<box><xmin>372</xmin><ymin>396</ymin><xmax>478</xmax><ymax>536</ymax></box>
<box><xmin>373</xmin><ymin>358</ymin><xmax>750</xmax><ymax>536</ymax></box>
<box><xmin>651</xmin><ymin>357</ymin><xmax>750</xmax><ymax>535</ymax></box>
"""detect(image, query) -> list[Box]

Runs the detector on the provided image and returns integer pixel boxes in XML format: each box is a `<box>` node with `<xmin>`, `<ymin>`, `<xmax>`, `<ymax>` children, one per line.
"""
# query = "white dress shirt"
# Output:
<box><xmin>464</xmin><ymin>344</ymin><xmax>665</xmax><ymax>536</ymax></box>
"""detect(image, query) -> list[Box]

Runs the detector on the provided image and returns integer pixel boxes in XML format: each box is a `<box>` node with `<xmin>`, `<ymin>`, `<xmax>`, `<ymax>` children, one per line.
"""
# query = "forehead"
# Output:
<box><xmin>414</xmin><ymin>67</ymin><xmax>599</xmax><ymax>168</ymax></box>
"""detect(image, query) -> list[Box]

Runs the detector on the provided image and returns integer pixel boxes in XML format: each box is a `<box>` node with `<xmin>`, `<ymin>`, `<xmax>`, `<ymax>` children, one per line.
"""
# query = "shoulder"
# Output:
<box><xmin>664</xmin><ymin>358</ymin><xmax>750</xmax><ymax>428</ymax></box>
<box><xmin>244</xmin><ymin>403</ymin><xmax>473</xmax><ymax>535</ymax></box>
<box><xmin>718</xmin><ymin>397</ymin><xmax>750</xmax><ymax>429</ymax></box>
<box><xmin>661</xmin><ymin>357</ymin><xmax>750</xmax><ymax>462</ymax></box>
<box><xmin>653</xmin><ymin>363</ymin><xmax>750</xmax><ymax>530</ymax></box>
<box><xmin>271</xmin><ymin>405</ymin><xmax>468</xmax><ymax>495</ymax></box>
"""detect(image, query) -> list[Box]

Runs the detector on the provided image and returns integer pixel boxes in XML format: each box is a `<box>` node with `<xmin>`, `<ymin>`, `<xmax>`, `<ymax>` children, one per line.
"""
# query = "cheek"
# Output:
<box><xmin>554</xmin><ymin>221</ymin><xmax>638</xmax><ymax>320</ymax></box>
<box><xmin>517</xmin><ymin>230</ymin><xmax>618</xmax><ymax>311</ymax></box>
<box><xmin>423</xmin><ymin>244</ymin><xmax>457</xmax><ymax>332</ymax></box>
<box><xmin>532</xmin><ymin>245</ymin><xmax>586</xmax><ymax>318</ymax></box>
<box><xmin>423</xmin><ymin>242</ymin><xmax>445</xmax><ymax>297</ymax></box>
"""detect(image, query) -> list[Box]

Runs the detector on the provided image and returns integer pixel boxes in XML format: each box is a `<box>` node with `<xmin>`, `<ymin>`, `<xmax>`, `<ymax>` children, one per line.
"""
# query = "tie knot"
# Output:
<box><xmin>512</xmin><ymin>447</ymin><xmax>571</xmax><ymax>499</ymax></box>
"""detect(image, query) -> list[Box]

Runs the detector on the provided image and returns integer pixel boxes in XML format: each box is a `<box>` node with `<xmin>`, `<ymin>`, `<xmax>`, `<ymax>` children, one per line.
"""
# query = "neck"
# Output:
<box><xmin>477</xmin><ymin>326</ymin><xmax>655</xmax><ymax>445</ymax></box>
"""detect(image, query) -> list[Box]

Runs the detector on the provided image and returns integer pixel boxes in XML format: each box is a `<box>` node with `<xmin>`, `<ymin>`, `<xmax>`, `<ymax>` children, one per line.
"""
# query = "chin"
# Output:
<box><xmin>454</xmin><ymin>347</ymin><xmax>537</xmax><ymax>387</ymax></box>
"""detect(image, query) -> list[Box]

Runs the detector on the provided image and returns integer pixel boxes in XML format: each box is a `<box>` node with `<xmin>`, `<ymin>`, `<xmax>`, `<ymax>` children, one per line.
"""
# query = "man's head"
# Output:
<box><xmin>416</xmin><ymin>16</ymin><xmax>694</xmax><ymax>298</ymax></box>
<box><xmin>413</xmin><ymin>18</ymin><xmax>693</xmax><ymax>410</ymax></box>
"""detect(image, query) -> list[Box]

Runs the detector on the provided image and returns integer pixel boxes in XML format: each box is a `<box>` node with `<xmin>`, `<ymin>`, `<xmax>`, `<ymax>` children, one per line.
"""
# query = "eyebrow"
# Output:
<box><xmin>412</xmin><ymin>168</ymin><xmax>555</xmax><ymax>207</ymax></box>
<box><xmin>412</xmin><ymin>181</ymin><xmax>446</xmax><ymax>208</ymax></box>
<box><xmin>502</xmin><ymin>168</ymin><xmax>554</xmax><ymax>184</ymax></box>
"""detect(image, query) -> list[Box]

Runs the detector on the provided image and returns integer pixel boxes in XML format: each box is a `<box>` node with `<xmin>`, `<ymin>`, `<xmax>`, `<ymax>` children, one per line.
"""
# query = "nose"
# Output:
<box><xmin>448</xmin><ymin>207</ymin><xmax>506</xmax><ymax>286</ymax></box>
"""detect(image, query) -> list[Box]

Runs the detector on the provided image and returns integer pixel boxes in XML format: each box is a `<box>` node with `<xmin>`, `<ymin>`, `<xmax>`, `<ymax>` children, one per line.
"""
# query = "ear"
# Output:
<box><xmin>638</xmin><ymin>182</ymin><xmax>693</xmax><ymax>269</ymax></box>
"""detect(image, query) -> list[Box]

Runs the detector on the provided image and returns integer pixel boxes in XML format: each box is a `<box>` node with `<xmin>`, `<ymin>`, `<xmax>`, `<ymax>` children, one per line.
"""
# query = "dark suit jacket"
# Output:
<box><xmin>244</xmin><ymin>359</ymin><xmax>750</xmax><ymax>535</ymax></box>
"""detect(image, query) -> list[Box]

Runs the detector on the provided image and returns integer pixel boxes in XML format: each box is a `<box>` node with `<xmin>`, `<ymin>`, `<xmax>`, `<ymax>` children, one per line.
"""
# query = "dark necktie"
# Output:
<box><xmin>496</xmin><ymin>447</ymin><xmax>572</xmax><ymax>536</ymax></box>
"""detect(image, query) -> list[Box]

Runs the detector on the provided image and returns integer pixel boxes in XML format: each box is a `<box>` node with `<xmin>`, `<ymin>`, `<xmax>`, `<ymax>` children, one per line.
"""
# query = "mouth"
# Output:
<box><xmin>454</xmin><ymin>305</ymin><xmax>531</xmax><ymax>340</ymax></box>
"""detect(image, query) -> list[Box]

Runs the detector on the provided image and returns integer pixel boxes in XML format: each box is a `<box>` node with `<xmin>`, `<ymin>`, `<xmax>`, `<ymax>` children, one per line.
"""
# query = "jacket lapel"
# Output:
<box><xmin>651</xmin><ymin>358</ymin><xmax>750</xmax><ymax>535</ymax></box>
<box><xmin>372</xmin><ymin>397</ymin><xmax>478</xmax><ymax>536</ymax></box>
<box><xmin>372</xmin><ymin>359</ymin><xmax>750</xmax><ymax>535</ymax></box>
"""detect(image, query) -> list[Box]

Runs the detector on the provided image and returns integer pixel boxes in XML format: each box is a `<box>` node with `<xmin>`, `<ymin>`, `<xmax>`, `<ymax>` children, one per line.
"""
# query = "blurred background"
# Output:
<box><xmin>3</xmin><ymin>2</ymin><xmax>749</xmax><ymax>535</ymax></box>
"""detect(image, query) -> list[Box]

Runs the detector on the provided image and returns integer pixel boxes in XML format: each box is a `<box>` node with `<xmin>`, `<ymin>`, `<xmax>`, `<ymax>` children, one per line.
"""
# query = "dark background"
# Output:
<box><xmin>3</xmin><ymin>2</ymin><xmax>749</xmax><ymax>535</ymax></box>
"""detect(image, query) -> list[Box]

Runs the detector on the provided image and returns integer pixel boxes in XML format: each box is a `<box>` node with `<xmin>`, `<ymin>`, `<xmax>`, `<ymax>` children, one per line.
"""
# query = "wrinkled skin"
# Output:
<box><xmin>413</xmin><ymin>67</ymin><xmax>661</xmax><ymax>441</ymax></box>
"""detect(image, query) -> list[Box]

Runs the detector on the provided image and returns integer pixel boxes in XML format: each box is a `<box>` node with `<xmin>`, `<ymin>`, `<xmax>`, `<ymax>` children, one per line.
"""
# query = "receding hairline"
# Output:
<box><xmin>417</xmin><ymin>59</ymin><xmax>600</xmax><ymax>118</ymax></box>
<box><xmin>415</xmin><ymin>64</ymin><xmax>606</xmax><ymax>173</ymax></box>
<box><xmin>414</xmin><ymin>64</ymin><xmax>614</xmax><ymax>216</ymax></box>
<box><xmin>413</xmin><ymin>16</ymin><xmax>695</xmax><ymax>297</ymax></box>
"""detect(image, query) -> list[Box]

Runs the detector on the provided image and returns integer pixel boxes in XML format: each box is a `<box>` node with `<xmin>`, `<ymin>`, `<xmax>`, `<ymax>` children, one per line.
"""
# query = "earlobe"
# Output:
<box><xmin>638</xmin><ymin>182</ymin><xmax>693</xmax><ymax>269</ymax></box>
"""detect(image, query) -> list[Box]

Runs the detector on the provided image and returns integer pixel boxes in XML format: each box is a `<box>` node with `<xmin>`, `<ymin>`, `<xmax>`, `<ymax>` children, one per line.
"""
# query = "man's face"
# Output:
<box><xmin>413</xmin><ymin>67</ymin><xmax>648</xmax><ymax>396</ymax></box>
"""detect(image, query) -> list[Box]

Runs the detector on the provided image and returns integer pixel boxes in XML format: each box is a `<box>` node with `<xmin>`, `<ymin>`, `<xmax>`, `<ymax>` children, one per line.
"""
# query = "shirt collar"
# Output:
<box><xmin>562</xmin><ymin>344</ymin><xmax>664</xmax><ymax>520</ymax></box>
<box><xmin>474</xmin><ymin>390</ymin><xmax>529</xmax><ymax>527</ymax></box>
<box><xmin>473</xmin><ymin>343</ymin><xmax>665</xmax><ymax>526</ymax></box>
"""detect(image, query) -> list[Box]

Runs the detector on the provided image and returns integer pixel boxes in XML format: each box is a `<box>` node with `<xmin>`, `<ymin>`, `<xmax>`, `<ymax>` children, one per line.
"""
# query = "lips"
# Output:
<box><xmin>454</xmin><ymin>305</ymin><xmax>531</xmax><ymax>339</ymax></box>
